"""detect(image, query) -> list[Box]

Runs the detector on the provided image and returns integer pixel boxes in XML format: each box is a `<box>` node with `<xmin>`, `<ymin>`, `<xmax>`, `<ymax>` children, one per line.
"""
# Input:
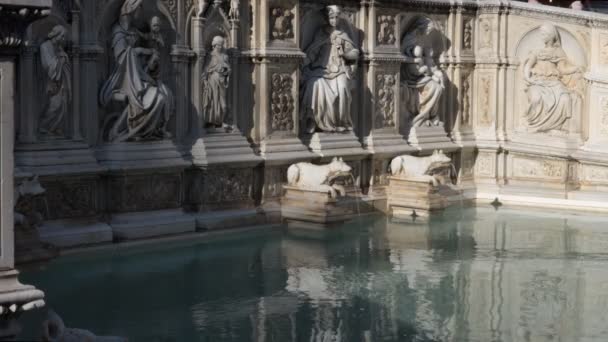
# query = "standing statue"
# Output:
<box><xmin>39</xmin><ymin>25</ymin><xmax>71</xmax><ymax>137</ymax></box>
<box><xmin>301</xmin><ymin>5</ymin><xmax>360</xmax><ymax>133</ymax></box>
<box><xmin>522</xmin><ymin>23</ymin><xmax>584</xmax><ymax>133</ymax></box>
<box><xmin>401</xmin><ymin>17</ymin><xmax>445</xmax><ymax>128</ymax></box>
<box><xmin>197</xmin><ymin>0</ymin><xmax>208</xmax><ymax>18</ymax></box>
<box><xmin>201</xmin><ymin>35</ymin><xmax>232</xmax><ymax>131</ymax></box>
<box><xmin>99</xmin><ymin>0</ymin><xmax>174</xmax><ymax>142</ymax></box>
<box><xmin>229</xmin><ymin>0</ymin><xmax>239</xmax><ymax>20</ymax></box>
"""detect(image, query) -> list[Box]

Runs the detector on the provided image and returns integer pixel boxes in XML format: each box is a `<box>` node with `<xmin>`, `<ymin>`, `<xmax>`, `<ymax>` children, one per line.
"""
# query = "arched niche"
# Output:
<box><xmin>300</xmin><ymin>4</ymin><xmax>360</xmax><ymax>54</ymax></box>
<box><xmin>399</xmin><ymin>15</ymin><xmax>448</xmax><ymax>60</ymax></box>
<box><xmin>96</xmin><ymin>0</ymin><xmax>178</xmax><ymax>142</ymax></box>
<box><xmin>512</xmin><ymin>24</ymin><xmax>586</xmax><ymax>133</ymax></box>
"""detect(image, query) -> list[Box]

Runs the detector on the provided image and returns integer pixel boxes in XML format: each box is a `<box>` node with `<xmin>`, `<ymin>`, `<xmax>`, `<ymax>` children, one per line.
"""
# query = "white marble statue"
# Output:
<box><xmin>522</xmin><ymin>23</ymin><xmax>584</xmax><ymax>133</ymax></box>
<box><xmin>229</xmin><ymin>0</ymin><xmax>239</xmax><ymax>20</ymax></box>
<box><xmin>287</xmin><ymin>157</ymin><xmax>352</xmax><ymax>198</ymax></box>
<box><xmin>390</xmin><ymin>150</ymin><xmax>453</xmax><ymax>186</ymax></box>
<box><xmin>301</xmin><ymin>5</ymin><xmax>360</xmax><ymax>134</ymax></box>
<box><xmin>42</xmin><ymin>310</ymin><xmax>127</xmax><ymax>342</ymax></box>
<box><xmin>99</xmin><ymin>0</ymin><xmax>174</xmax><ymax>142</ymax></box>
<box><xmin>39</xmin><ymin>25</ymin><xmax>71</xmax><ymax>137</ymax></box>
<box><xmin>197</xmin><ymin>0</ymin><xmax>208</xmax><ymax>18</ymax></box>
<box><xmin>201</xmin><ymin>35</ymin><xmax>232</xmax><ymax>132</ymax></box>
<box><xmin>401</xmin><ymin>17</ymin><xmax>445</xmax><ymax>128</ymax></box>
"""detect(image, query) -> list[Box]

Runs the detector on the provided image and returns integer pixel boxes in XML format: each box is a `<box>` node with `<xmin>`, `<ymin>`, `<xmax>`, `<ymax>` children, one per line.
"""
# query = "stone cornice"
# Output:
<box><xmin>0</xmin><ymin>0</ymin><xmax>51</xmax><ymax>49</ymax></box>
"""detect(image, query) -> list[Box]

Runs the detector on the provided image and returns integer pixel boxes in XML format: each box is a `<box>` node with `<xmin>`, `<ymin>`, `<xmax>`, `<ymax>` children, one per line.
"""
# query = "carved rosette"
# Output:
<box><xmin>270</xmin><ymin>7</ymin><xmax>294</xmax><ymax>40</ymax></box>
<box><xmin>377</xmin><ymin>15</ymin><xmax>396</xmax><ymax>45</ymax></box>
<box><xmin>270</xmin><ymin>73</ymin><xmax>295</xmax><ymax>132</ymax></box>
<box><xmin>375</xmin><ymin>73</ymin><xmax>396</xmax><ymax>129</ymax></box>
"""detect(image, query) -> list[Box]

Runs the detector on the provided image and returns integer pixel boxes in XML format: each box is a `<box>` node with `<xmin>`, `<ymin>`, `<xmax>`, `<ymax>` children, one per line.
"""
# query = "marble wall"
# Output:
<box><xmin>8</xmin><ymin>0</ymin><xmax>608</xmax><ymax>248</ymax></box>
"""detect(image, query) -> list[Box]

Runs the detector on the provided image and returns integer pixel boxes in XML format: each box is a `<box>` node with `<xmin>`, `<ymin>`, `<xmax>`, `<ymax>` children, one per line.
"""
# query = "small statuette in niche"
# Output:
<box><xmin>271</xmin><ymin>8</ymin><xmax>294</xmax><ymax>40</ymax></box>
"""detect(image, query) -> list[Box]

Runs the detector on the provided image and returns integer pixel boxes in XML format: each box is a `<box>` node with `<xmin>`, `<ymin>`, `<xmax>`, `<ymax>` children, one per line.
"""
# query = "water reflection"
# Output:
<box><xmin>19</xmin><ymin>207</ymin><xmax>608</xmax><ymax>341</ymax></box>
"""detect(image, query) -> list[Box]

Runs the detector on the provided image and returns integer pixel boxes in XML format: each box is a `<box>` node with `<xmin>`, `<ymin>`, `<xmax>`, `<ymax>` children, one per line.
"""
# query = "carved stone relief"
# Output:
<box><xmin>204</xmin><ymin>168</ymin><xmax>252</xmax><ymax>203</ymax></box>
<box><xmin>271</xmin><ymin>7</ymin><xmax>294</xmax><ymax>40</ymax></box>
<box><xmin>271</xmin><ymin>73</ymin><xmax>295</xmax><ymax>132</ymax></box>
<box><xmin>522</xmin><ymin>24</ymin><xmax>584</xmax><ymax>134</ymax></box>
<box><xmin>229</xmin><ymin>0</ymin><xmax>240</xmax><ymax>20</ymax></box>
<box><xmin>513</xmin><ymin>157</ymin><xmax>564</xmax><ymax>180</ymax></box>
<box><xmin>601</xmin><ymin>96</ymin><xmax>608</xmax><ymax>136</ymax></box>
<box><xmin>202</xmin><ymin>35</ymin><xmax>232</xmax><ymax>132</ymax></box>
<box><xmin>99</xmin><ymin>1</ymin><xmax>174</xmax><ymax>142</ymax></box>
<box><xmin>39</xmin><ymin>25</ymin><xmax>71</xmax><ymax>138</ymax></box>
<box><xmin>377</xmin><ymin>15</ymin><xmax>396</xmax><ymax>45</ymax></box>
<box><xmin>476</xmin><ymin>153</ymin><xmax>495</xmax><ymax>177</ymax></box>
<box><xmin>463</xmin><ymin>18</ymin><xmax>473</xmax><ymax>51</ymax></box>
<box><xmin>582</xmin><ymin>165</ymin><xmax>608</xmax><ymax>183</ymax></box>
<box><xmin>601</xmin><ymin>35</ymin><xmax>608</xmax><ymax>65</ymax></box>
<box><xmin>479</xmin><ymin>18</ymin><xmax>492</xmax><ymax>50</ymax></box>
<box><xmin>44</xmin><ymin>179</ymin><xmax>97</xmax><ymax>219</ymax></box>
<box><xmin>461</xmin><ymin>71</ymin><xmax>472</xmax><ymax>125</ymax></box>
<box><xmin>108</xmin><ymin>174</ymin><xmax>180</xmax><ymax>213</ymax></box>
<box><xmin>401</xmin><ymin>16</ymin><xmax>445</xmax><ymax>128</ymax></box>
<box><xmin>479</xmin><ymin>74</ymin><xmax>493</xmax><ymax>126</ymax></box>
<box><xmin>300</xmin><ymin>5</ymin><xmax>360</xmax><ymax>133</ymax></box>
<box><xmin>375</xmin><ymin>73</ymin><xmax>396</xmax><ymax>129</ymax></box>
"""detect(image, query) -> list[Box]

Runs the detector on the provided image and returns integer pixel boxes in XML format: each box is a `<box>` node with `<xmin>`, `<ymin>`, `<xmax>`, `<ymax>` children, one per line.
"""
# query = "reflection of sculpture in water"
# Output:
<box><xmin>99</xmin><ymin>0</ymin><xmax>174</xmax><ymax>142</ymax></box>
<box><xmin>201</xmin><ymin>36</ymin><xmax>232</xmax><ymax>132</ymax></box>
<box><xmin>522</xmin><ymin>23</ymin><xmax>583</xmax><ymax>134</ymax></box>
<box><xmin>301</xmin><ymin>5</ymin><xmax>360</xmax><ymax>133</ymax></box>
<box><xmin>401</xmin><ymin>17</ymin><xmax>445</xmax><ymax>128</ymax></box>
<box><xmin>39</xmin><ymin>25</ymin><xmax>71</xmax><ymax>137</ymax></box>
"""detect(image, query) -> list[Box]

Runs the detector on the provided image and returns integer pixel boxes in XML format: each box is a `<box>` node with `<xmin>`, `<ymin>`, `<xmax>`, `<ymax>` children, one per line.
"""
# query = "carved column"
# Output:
<box><xmin>0</xmin><ymin>1</ymin><xmax>50</xmax><ymax>338</ymax></box>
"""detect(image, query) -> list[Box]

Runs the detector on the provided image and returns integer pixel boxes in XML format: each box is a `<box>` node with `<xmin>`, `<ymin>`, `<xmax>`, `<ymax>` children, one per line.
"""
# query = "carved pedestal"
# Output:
<box><xmin>305</xmin><ymin>132</ymin><xmax>366</xmax><ymax>158</ymax></box>
<box><xmin>281</xmin><ymin>186</ymin><xmax>354</xmax><ymax>229</ymax></box>
<box><xmin>191</xmin><ymin>132</ymin><xmax>261</xmax><ymax>167</ymax></box>
<box><xmin>388</xmin><ymin>176</ymin><xmax>457</xmax><ymax>219</ymax></box>
<box><xmin>96</xmin><ymin>140</ymin><xmax>190</xmax><ymax>171</ymax></box>
<box><xmin>408</xmin><ymin>124</ymin><xmax>454</xmax><ymax>150</ymax></box>
<box><xmin>15</xmin><ymin>141</ymin><xmax>101</xmax><ymax>176</ymax></box>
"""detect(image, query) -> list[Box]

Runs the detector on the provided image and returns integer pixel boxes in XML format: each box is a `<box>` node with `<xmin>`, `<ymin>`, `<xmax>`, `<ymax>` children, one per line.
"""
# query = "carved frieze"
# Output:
<box><xmin>204</xmin><ymin>168</ymin><xmax>253</xmax><ymax>203</ymax></box>
<box><xmin>271</xmin><ymin>73</ymin><xmax>295</xmax><ymax>132</ymax></box>
<box><xmin>476</xmin><ymin>153</ymin><xmax>495</xmax><ymax>178</ymax></box>
<box><xmin>377</xmin><ymin>15</ymin><xmax>396</xmax><ymax>45</ymax></box>
<box><xmin>108</xmin><ymin>174</ymin><xmax>181</xmax><ymax>213</ymax></box>
<box><xmin>513</xmin><ymin>157</ymin><xmax>564</xmax><ymax>180</ymax></box>
<box><xmin>478</xmin><ymin>18</ymin><xmax>493</xmax><ymax>51</ymax></box>
<box><xmin>461</xmin><ymin>71</ymin><xmax>472</xmax><ymax>125</ymax></box>
<box><xmin>479</xmin><ymin>74</ymin><xmax>493</xmax><ymax>126</ymax></box>
<box><xmin>44</xmin><ymin>179</ymin><xmax>97</xmax><ymax>219</ymax></box>
<box><xmin>375</xmin><ymin>73</ymin><xmax>396</xmax><ymax>129</ymax></box>
<box><xmin>271</xmin><ymin>7</ymin><xmax>294</xmax><ymax>40</ymax></box>
<box><xmin>582</xmin><ymin>165</ymin><xmax>608</xmax><ymax>183</ymax></box>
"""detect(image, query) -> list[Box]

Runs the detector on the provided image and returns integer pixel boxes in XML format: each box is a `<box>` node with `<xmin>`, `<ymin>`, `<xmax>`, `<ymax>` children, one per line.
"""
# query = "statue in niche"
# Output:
<box><xmin>300</xmin><ymin>5</ymin><xmax>360</xmax><ymax>134</ymax></box>
<box><xmin>522</xmin><ymin>23</ymin><xmax>584</xmax><ymax>133</ymax></box>
<box><xmin>201</xmin><ymin>35</ymin><xmax>232</xmax><ymax>132</ymax></box>
<box><xmin>39</xmin><ymin>25</ymin><xmax>71</xmax><ymax>137</ymax></box>
<box><xmin>401</xmin><ymin>17</ymin><xmax>445</xmax><ymax>128</ymax></box>
<box><xmin>99</xmin><ymin>0</ymin><xmax>174</xmax><ymax>142</ymax></box>
<box><xmin>229</xmin><ymin>0</ymin><xmax>239</xmax><ymax>20</ymax></box>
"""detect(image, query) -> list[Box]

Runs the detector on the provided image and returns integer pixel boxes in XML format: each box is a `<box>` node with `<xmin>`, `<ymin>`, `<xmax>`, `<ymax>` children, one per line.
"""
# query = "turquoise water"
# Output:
<box><xmin>18</xmin><ymin>207</ymin><xmax>608</xmax><ymax>341</ymax></box>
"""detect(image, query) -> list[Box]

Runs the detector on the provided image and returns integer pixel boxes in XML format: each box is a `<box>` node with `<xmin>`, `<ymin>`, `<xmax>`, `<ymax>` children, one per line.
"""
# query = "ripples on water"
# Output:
<box><xmin>18</xmin><ymin>207</ymin><xmax>608</xmax><ymax>341</ymax></box>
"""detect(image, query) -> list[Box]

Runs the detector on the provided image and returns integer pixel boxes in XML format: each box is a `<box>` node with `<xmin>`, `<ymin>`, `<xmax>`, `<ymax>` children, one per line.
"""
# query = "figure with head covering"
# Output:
<box><xmin>300</xmin><ymin>5</ymin><xmax>360</xmax><ymax>133</ymax></box>
<box><xmin>39</xmin><ymin>25</ymin><xmax>71</xmax><ymax>137</ymax></box>
<box><xmin>99</xmin><ymin>0</ymin><xmax>174</xmax><ymax>142</ymax></box>
<box><xmin>201</xmin><ymin>35</ymin><xmax>232</xmax><ymax>131</ymax></box>
<box><xmin>401</xmin><ymin>16</ymin><xmax>445</xmax><ymax>128</ymax></box>
<box><xmin>522</xmin><ymin>23</ymin><xmax>584</xmax><ymax>133</ymax></box>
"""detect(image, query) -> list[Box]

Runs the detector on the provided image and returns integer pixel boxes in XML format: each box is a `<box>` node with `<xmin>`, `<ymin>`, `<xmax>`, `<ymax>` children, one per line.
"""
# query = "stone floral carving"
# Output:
<box><xmin>480</xmin><ymin>75</ymin><xmax>492</xmax><ymax>125</ymax></box>
<box><xmin>42</xmin><ymin>310</ymin><xmax>127</xmax><ymax>342</ymax></box>
<box><xmin>390</xmin><ymin>150</ymin><xmax>454</xmax><ymax>186</ymax></box>
<box><xmin>202</xmin><ymin>36</ymin><xmax>232</xmax><ymax>132</ymax></box>
<box><xmin>522</xmin><ymin>24</ymin><xmax>584</xmax><ymax>133</ymax></box>
<box><xmin>271</xmin><ymin>8</ymin><xmax>294</xmax><ymax>40</ymax></box>
<box><xmin>229</xmin><ymin>0</ymin><xmax>239</xmax><ymax>20</ymax></box>
<box><xmin>301</xmin><ymin>5</ymin><xmax>360</xmax><ymax>133</ymax></box>
<box><xmin>463</xmin><ymin>19</ymin><xmax>473</xmax><ymax>50</ymax></box>
<box><xmin>100</xmin><ymin>0</ymin><xmax>174</xmax><ymax>142</ymax></box>
<box><xmin>377</xmin><ymin>15</ymin><xmax>396</xmax><ymax>45</ymax></box>
<box><xmin>461</xmin><ymin>72</ymin><xmax>471</xmax><ymax>125</ymax></box>
<box><xmin>39</xmin><ymin>25</ymin><xmax>71</xmax><ymax>137</ymax></box>
<box><xmin>271</xmin><ymin>73</ymin><xmax>295</xmax><ymax>132</ymax></box>
<box><xmin>401</xmin><ymin>17</ymin><xmax>445</xmax><ymax>127</ymax></box>
<box><xmin>287</xmin><ymin>157</ymin><xmax>352</xmax><ymax>198</ymax></box>
<box><xmin>375</xmin><ymin>74</ymin><xmax>396</xmax><ymax>129</ymax></box>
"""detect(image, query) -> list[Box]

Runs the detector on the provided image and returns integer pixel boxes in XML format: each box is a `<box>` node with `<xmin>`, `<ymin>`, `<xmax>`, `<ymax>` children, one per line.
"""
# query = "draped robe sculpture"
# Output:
<box><xmin>401</xmin><ymin>17</ymin><xmax>445</xmax><ymax>128</ymax></box>
<box><xmin>99</xmin><ymin>0</ymin><xmax>174</xmax><ymax>142</ymax></box>
<box><xmin>39</xmin><ymin>25</ymin><xmax>71</xmax><ymax>137</ymax></box>
<box><xmin>300</xmin><ymin>5</ymin><xmax>360</xmax><ymax>134</ymax></box>
<box><xmin>201</xmin><ymin>36</ymin><xmax>232</xmax><ymax>131</ymax></box>
<box><xmin>522</xmin><ymin>24</ymin><xmax>583</xmax><ymax>133</ymax></box>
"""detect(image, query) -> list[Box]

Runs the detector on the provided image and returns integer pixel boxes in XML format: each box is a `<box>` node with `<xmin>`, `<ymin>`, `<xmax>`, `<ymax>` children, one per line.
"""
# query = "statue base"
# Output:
<box><xmin>305</xmin><ymin>132</ymin><xmax>366</xmax><ymax>158</ymax></box>
<box><xmin>388</xmin><ymin>176</ymin><xmax>459</xmax><ymax>219</ymax></box>
<box><xmin>260</xmin><ymin>136</ymin><xmax>316</xmax><ymax>165</ymax></box>
<box><xmin>0</xmin><ymin>270</ymin><xmax>45</xmax><ymax>340</ymax></box>
<box><xmin>281</xmin><ymin>185</ymin><xmax>354</xmax><ymax>227</ymax></box>
<box><xmin>15</xmin><ymin>140</ymin><xmax>101</xmax><ymax>176</ymax></box>
<box><xmin>363</xmin><ymin>130</ymin><xmax>415</xmax><ymax>156</ymax></box>
<box><xmin>408</xmin><ymin>124</ymin><xmax>454</xmax><ymax>150</ymax></box>
<box><xmin>191</xmin><ymin>132</ymin><xmax>261</xmax><ymax>167</ymax></box>
<box><xmin>96</xmin><ymin>140</ymin><xmax>190</xmax><ymax>172</ymax></box>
